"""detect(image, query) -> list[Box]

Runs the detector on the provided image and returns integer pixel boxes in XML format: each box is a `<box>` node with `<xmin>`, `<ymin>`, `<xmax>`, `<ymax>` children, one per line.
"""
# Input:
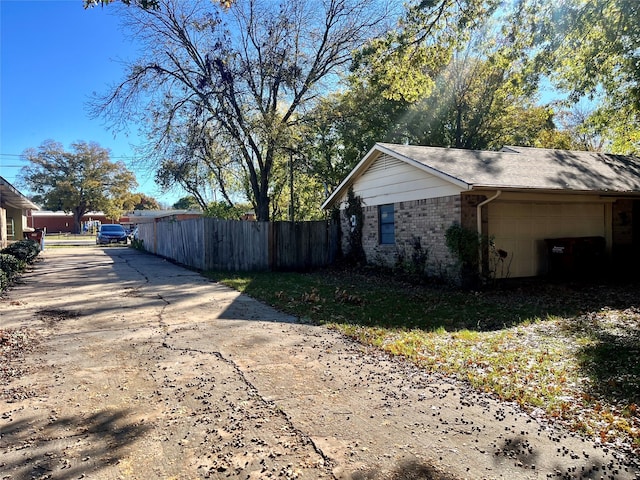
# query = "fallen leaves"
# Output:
<box><xmin>0</xmin><ymin>327</ymin><xmax>42</xmax><ymax>400</ymax></box>
<box><xmin>334</xmin><ymin>309</ymin><xmax>640</xmax><ymax>454</ymax></box>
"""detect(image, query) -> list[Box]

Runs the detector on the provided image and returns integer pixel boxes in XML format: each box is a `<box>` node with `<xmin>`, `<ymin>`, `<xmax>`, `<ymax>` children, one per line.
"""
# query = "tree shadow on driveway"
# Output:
<box><xmin>1</xmin><ymin>408</ymin><xmax>151</xmax><ymax>480</ymax></box>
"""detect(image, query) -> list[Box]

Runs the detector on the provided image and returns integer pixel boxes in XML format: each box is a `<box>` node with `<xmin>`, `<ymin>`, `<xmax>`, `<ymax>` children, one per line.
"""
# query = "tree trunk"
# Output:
<box><xmin>73</xmin><ymin>216</ymin><xmax>82</xmax><ymax>234</ymax></box>
<box><xmin>255</xmin><ymin>192</ymin><xmax>270</xmax><ymax>222</ymax></box>
<box><xmin>455</xmin><ymin>106</ymin><xmax>463</xmax><ymax>148</ymax></box>
<box><xmin>73</xmin><ymin>208</ymin><xmax>86</xmax><ymax>234</ymax></box>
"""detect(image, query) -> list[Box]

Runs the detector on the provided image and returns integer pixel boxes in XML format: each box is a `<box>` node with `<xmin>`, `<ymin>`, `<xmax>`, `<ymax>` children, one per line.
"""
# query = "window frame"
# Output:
<box><xmin>6</xmin><ymin>217</ymin><xmax>15</xmax><ymax>239</ymax></box>
<box><xmin>378</xmin><ymin>204</ymin><xmax>395</xmax><ymax>245</ymax></box>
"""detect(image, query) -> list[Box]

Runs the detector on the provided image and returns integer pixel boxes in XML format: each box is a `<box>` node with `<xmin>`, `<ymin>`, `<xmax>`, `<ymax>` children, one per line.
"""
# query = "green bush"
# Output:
<box><xmin>445</xmin><ymin>223</ymin><xmax>481</xmax><ymax>287</ymax></box>
<box><xmin>1</xmin><ymin>240</ymin><xmax>40</xmax><ymax>264</ymax></box>
<box><xmin>130</xmin><ymin>238</ymin><xmax>144</xmax><ymax>250</ymax></box>
<box><xmin>0</xmin><ymin>253</ymin><xmax>24</xmax><ymax>276</ymax></box>
<box><xmin>0</xmin><ymin>270</ymin><xmax>7</xmax><ymax>291</ymax></box>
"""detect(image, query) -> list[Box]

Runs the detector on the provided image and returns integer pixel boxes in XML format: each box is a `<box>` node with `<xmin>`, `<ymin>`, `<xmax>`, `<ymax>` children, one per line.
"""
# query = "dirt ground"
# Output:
<box><xmin>1</xmin><ymin>247</ymin><xmax>638</xmax><ymax>480</ymax></box>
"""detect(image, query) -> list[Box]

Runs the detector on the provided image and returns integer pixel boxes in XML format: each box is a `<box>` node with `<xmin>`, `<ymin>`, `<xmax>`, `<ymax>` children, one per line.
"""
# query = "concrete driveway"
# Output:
<box><xmin>1</xmin><ymin>247</ymin><xmax>637</xmax><ymax>479</ymax></box>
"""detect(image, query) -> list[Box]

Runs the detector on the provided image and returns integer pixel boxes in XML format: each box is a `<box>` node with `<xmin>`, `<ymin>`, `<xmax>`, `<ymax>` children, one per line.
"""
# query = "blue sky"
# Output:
<box><xmin>0</xmin><ymin>0</ymin><xmax>181</xmax><ymax>206</ymax></box>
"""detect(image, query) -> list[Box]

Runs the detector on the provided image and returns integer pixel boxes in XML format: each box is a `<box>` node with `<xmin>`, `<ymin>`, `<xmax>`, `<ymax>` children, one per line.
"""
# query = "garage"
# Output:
<box><xmin>488</xmin><ymin>201</ymin><xmax>607</xmax><ymax>278</ymax></box>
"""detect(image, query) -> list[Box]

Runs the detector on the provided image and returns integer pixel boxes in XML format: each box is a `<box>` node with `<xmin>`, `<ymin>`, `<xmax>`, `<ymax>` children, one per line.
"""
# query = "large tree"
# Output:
<box><xmin>302</xmin><ymin>13</ymin><xmax>554</xmax><ymax>171</ymax></box>
<box><xmin>350</xmin><ymin>0</ymin><xmax>502</xmax><ymax>103</ymax></box>
<box><xmin>19</xmin><ymin>140</ymin><xmax>137</xmax><ymax>233</ymax></box>
<box><xmin>93</xmin><ymin>0</ymin><xmax>393</xmax><ymax>221</ymax></box>
<box><xmin>346</xmin><ymin>0</ymin><xmax>639</xmax><ymax>155</ymax></box>
<box><xmin>508</xmin><ymin>0</ymin><xmax>640</xmax><ymax>154</ymax></box>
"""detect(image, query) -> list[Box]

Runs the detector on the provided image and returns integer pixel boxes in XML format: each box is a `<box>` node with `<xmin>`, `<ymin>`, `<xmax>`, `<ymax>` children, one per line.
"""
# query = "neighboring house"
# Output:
<box><xmin>28</xmin><ymin>211</ymin><xmax>117</xmax><ymax>233</ymax></box>
<box><xmin>28</xmin><ymin>209</ymin><xmax>204</xmax><ymax>234</ymax></box>
<box><xmin>0</xmin><ymin>176</ymin><xmax>39</xmax><ymax>249</ymax></box>
<box><xmin>322</xmin><ymin>143</ymin><xmax>640</xmax><ymax>279</ymax></box>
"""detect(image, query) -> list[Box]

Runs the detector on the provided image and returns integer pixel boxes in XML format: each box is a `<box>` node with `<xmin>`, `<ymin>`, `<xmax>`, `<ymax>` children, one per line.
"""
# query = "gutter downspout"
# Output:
<box><xmin>476</xmin><ymin>190</ymin><xmax>502</xmax><ymax>276</ymax></box>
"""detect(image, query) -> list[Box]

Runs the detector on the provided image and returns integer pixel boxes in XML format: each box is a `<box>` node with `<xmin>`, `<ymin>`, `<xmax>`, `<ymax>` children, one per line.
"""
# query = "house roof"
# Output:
<box><xmin>322</xmin><ymin>143</ymin><xmax>640</xmax><ymax>209</ymax></box>
<box><xmin>0</xmin><ymin>176</ymin><xmax>39</xmax><ymax>210</ymax></box>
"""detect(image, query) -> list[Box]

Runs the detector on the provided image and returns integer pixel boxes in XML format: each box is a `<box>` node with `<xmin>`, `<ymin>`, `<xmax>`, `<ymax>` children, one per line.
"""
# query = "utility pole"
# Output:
<box><xmin>289</xmin><ymin>148</ymin><xmax>294</xmax><ymax>222</ymax></box>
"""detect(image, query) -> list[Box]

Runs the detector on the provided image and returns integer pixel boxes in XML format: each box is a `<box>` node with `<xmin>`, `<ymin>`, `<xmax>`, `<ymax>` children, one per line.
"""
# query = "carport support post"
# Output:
<box><xmin>476</xmin><ymin>190</ymin><xmax>502</xmax><ymax>277</ymax></box>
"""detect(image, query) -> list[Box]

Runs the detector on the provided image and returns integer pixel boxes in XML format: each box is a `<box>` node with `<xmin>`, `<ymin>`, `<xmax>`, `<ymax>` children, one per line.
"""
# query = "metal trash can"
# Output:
<box><xmin>25</xmin><ymin>229</ymin><xmax>45</xmax><ymax>250</ymax></box>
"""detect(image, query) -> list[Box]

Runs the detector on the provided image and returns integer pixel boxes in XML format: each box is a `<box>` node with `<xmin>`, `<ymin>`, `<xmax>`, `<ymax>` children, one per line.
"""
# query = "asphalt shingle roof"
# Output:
<box><xmin>377</xmin><ymin>143</ymin><xmax>640</xmax><ymax>193</ymax></box>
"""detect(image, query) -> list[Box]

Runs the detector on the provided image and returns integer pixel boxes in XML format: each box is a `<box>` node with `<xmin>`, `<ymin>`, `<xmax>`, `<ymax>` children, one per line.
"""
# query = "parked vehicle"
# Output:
<box><xmin>96</xmin><ymin>224</ymin><xmax>128</xmax><ymax>245</ymax></box>
<box><xmin>128</xmin><ymin>226</ymin><xmax>139</xmax><ymax>241</ymax></box>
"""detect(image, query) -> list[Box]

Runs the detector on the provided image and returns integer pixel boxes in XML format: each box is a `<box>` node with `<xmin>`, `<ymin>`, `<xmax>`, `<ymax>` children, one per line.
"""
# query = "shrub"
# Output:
<box><xmin>130</xmin><ymin>238</ymin><xmax>144</xmax><ymax>250</ymax></box>
<box><xmin>395</xmin><ymin>236</ymin><xmax>429</xmax><ymax>277</ymax></box>
<box><xmin>0</xmin><ymin>253</ymin><xmax>24</xmax><ymax>276</ymax></box>
<box><xmin>344</xmin><ymin>187</ymin><xmax>366</xmax><ymax>264</ymax></box>
<box><xmin>445</xmin><ymin>223</ymin><xmax>480</xmax><ymax>287</ymax></box>
<box><xmin>0</xmin><ymin>270</ymin><xmax>7</xmax><ymax>291</ymax></box>
<box><xmin>1</xmin><ymin>240</ymin><xmax>40</xmax><ymax>264</ymax></box>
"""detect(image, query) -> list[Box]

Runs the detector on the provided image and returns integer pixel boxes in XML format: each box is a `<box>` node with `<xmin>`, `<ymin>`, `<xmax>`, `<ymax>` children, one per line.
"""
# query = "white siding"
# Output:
<box><xmin>352</xmin><ymin>154</ymin><xmax>462</xmax><ymax>206</ymax></box>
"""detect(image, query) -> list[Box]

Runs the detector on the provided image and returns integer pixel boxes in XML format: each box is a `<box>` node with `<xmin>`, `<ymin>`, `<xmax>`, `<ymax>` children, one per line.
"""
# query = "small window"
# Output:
<box><xmin>7</xmin><ymin>217</ymin><xmax>15</xmax><ymax>239</ymax></box>
<box><xmin>379</xmin><ymin>204</ymin><xmax>395</xmax><ymax>244</ymax></box>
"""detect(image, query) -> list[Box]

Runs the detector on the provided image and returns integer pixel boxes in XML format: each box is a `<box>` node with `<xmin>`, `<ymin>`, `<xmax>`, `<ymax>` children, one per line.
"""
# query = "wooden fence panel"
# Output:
<box><xmin>136</xmin><ymin>223</ymin><xmax>155</xmax><ymax>253</ymax></box>
<box><xmin>205</xmin><ymin>219</ymin><xmax>269</xmax><ymax>271</ymax></box>
<box><xmin>137</xmin><ymin>217</ymin><xmax>338</xmax><ymax>272</ymax></box>
<box><xmin>269</xmin><ymin>221</ymin><xmax>338</xmax><ymax>270</ymax></box>
<box><xmin>156</xmin><ymin>218</ymin><xmax>205</xmax><ymax>270</ymax></box>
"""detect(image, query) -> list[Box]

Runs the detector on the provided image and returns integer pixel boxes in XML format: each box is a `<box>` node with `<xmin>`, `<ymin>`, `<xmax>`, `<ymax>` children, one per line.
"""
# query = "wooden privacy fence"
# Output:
<box><xmin>136</xmin><ymin>218</ymin><xmax>339</xmax><ymax>272</ymax></box>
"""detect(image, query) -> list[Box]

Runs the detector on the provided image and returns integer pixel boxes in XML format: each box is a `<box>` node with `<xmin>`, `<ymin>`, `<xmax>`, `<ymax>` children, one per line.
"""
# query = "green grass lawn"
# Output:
<box><xmin>43</xmin><ymin>233</ymin><xmax>96</xmax><ymax>240</ymax></box>
<box><xmin>206</xmin><ymin>267</ymin><xmax>640</xmax><ymax>453</ymax></box>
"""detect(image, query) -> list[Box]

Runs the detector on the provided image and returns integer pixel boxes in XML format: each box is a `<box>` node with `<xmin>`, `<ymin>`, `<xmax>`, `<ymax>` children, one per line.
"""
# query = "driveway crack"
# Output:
<box><xmin>159</xmin><ymin>342</ymin><xmax>338</xmax><ymax>478</ymax></box>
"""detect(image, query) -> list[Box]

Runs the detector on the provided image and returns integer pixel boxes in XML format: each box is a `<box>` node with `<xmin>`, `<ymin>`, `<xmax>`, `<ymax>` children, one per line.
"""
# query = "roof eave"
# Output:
<box><xmin>0</xmin><ymin>177</ymin><xmax>40</xmax><ymax>210</ymax></box>
<box><xmin>469</xmin><ymin>185</ymin><xmax>640</xmax><ymax>196</ymax></box>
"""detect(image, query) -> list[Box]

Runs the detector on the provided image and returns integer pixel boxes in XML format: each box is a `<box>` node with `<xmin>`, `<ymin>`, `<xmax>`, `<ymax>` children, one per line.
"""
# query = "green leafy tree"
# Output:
<box><xmin>172</xmin><ymin>196</ymin><xmax>201</xmax><ymax>210</ymax></box>
<box><xmin>123</xmin><ymin>192</ymin><xmax>161</xmax><ymax>211</ymax></box>
<box><xmin>19</xmin><ymin>140</ymin><xmax>137</xmax><ymax>233</ymax></box>
<box><xmin>267</xmin><ymin>150</ymin><xmax>327</xmax><ymax>221</ymax></box>
<box><xmin>588</xmin><ymin>104</ymin><xmax>640</xmax><ymax>155</ymax></box>
<box><xmin>351</xmin><ymin>0</ymin><xmax>502</xmax><ymax>103</ymax></box>
<box><xmin>501</xmin><ymin>0</ymin><xmax>640</xmax><ymax>153</ymax></box>
<box><xmin>305</xmin><ymin>88</ymin><xmax>409</xmax><ymax>181</ymax></box>
<box><xmin>204</xmin><ymin>201</ymin><xmax>251</xmax><ymax>220</ymax></box>
<box><xmin>535</xmin><ymin>0</ymin><xmax>639</xmax><ymax>107</ymax></box>
<box><xmin>306</xmin><ymin>38</ymin><xmax>555</xmax><ymax>167</ymax></box>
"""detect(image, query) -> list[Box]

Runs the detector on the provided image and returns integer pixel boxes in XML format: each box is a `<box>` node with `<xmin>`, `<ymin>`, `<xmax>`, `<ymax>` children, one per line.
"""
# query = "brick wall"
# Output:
<box><xmin>343</xmin><ymin>195</ymin><xmax>462</xmax><ymax>277</ymax></box>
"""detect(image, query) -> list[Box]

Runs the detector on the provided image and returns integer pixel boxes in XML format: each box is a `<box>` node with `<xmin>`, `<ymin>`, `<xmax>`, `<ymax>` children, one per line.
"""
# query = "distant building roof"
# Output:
<box><xmin>122</xmin><ymin>210</ymin><xmax>203</xmax><ymax>224</ymax></box>
<box><xmin>31</xmin><ymin>211</ymin><xmax>105</xmax><ymax>217</ymax></box>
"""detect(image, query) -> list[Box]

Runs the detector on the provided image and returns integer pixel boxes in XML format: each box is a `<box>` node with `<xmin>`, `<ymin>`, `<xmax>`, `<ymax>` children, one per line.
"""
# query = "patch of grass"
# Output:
<box><xmin>205</xmin><ymin>270</ymin><xmax>558</xmax><ymax>331</ymax></box>
<box><xmin>44</xmin><ymin>233</ymin><xmax>96</xmax><ymax>240</ymax></box>
<box><xmin>205</xmin><ymin>268</ymin><xmax>640</xmax><ymax>453</ymax></box>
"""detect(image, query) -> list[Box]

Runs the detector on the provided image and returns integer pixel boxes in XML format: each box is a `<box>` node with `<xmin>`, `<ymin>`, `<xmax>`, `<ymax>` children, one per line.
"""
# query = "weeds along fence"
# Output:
<box><xmin>136</xmin><ymin>217</ymin><xmax>339</xmax><ymax>272</ymax></box>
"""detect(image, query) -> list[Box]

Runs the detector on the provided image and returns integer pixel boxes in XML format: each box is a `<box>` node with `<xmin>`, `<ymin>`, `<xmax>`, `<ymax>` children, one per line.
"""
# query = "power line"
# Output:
<box><xmin>0</xmin><ymin>153</ymin><xmax>144</xmax><ymax>161</ymax></box>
